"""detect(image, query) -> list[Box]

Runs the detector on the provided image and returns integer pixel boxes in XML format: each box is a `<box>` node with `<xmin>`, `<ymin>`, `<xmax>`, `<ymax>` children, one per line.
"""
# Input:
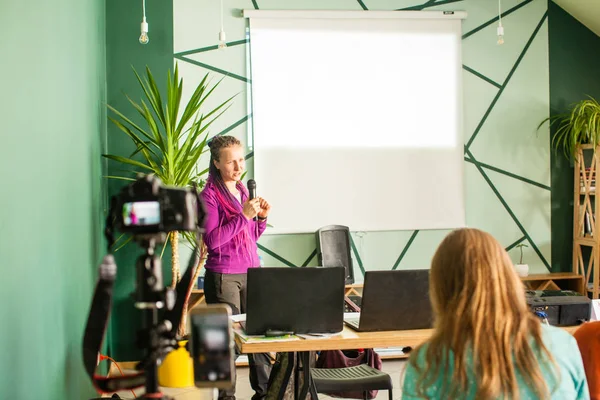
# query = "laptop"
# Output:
<box><xmin>244</xmin><ymin>266</ymin><xmax>346</xmax><ymax>335</ymax></box>
<box><xmin>344</xmin><ymin>269</ymin><xmax>433</xmax><ymax>332</ymax></box>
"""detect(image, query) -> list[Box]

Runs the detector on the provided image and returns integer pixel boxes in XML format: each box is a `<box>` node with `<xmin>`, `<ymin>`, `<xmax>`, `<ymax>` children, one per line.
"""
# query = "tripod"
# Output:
<box><xmin>89</xmin><ymin>237</ymin><xmax>178</xmax><ymax>400</ymax></box>
<box><xmin>132</xmin><ymin>237</ymin><xmax>178</xmax><ymax>400</ymax></box>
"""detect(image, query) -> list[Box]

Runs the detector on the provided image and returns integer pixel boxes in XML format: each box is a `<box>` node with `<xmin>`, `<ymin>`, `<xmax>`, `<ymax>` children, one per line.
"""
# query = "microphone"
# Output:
<box><xmin>247</xmin><ymin>179</ymin><xmax>257</xmax><ymax>221</ymax></box>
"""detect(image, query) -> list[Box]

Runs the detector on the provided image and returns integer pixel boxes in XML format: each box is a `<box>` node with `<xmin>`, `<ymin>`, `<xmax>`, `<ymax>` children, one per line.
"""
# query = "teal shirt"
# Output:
<box><xmin>402</xmin><ymin>324</ymin><xmax>589</xmax><ymax>399</ymax></box>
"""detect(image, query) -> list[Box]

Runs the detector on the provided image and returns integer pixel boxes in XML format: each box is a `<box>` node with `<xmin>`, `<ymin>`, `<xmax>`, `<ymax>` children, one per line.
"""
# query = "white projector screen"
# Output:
<box><xmin>246</xmin><ymin>10</ymin><xmax>466</xmax><ymax>234</ymax></box>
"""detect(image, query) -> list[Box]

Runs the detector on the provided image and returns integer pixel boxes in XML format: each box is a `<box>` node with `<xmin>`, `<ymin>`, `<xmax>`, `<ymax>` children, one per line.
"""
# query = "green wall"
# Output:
<box><xmin>0</xmin><ymin>1</ymin><xmax>106</xmax><ymax>399</ymax></box>
<box><xmin>105</xmin><ymin>0</ymin><xmax>174</xmax><ymax>361</ymax></box>
<box><xmin>174</xmin><ymin>0</ymin><xmax>553</xmax><ymax>275</ymax></box>
<box><xmin>103</xmin><ymin>0</ymin><xmax>600</xmax><ymax>360</ymax></box>
<box><xmin>548</xmin><ymin>1</ymin><xmax>600</xmax><ymax>272</ymax></box>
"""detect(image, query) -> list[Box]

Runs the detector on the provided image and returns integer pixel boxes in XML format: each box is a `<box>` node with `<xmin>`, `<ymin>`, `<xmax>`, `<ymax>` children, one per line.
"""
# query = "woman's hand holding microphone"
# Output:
<box><xmin>242</xmin><ymin>198</ymin><xmax>261</xmax><ymax>220</ymax></box>
<box><xmin>242</xmin><ymin>197</ymin><xmax>271</xmax><ymax>220</ymax></box>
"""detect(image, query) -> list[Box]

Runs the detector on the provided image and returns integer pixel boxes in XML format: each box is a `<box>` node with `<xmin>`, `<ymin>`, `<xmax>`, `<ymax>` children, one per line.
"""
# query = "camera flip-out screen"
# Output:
<box><xmin>123</xmin><ymin>201</ymin><xmax>160</xmax><ymax>226</ymax></box>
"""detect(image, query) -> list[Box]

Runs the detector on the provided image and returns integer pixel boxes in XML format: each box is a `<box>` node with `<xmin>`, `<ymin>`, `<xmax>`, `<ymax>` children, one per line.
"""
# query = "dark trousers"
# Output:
<box><xmin>204</xmin><ymin>270</ymin><xmax>272</xmax><ymax>400</ymax></box>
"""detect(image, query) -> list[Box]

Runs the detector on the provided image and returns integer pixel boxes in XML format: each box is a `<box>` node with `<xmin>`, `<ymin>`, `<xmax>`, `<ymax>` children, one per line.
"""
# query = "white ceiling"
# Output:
<box><xmin>553</xmin><ymin>0</ymin><xmax>600</xmax><ymax>37</ymax></box>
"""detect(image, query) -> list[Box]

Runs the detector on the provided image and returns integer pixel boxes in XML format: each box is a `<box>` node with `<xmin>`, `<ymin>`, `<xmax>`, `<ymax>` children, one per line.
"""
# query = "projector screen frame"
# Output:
<box><xmin>243</xmin><ymin>10</ymin><xmax>467</xmax><ymax>20</ymax></box>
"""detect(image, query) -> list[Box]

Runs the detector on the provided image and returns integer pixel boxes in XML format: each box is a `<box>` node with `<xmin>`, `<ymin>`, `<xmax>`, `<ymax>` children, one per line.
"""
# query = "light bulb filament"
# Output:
<box><xmin>140</xmin><ymin>17</ymin><xmax>149</xmax><ymax>44</ymax></box>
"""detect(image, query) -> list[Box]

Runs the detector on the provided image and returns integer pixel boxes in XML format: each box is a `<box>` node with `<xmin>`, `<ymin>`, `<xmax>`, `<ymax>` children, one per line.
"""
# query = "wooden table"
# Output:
<box><xmin>234</xmin><ymin>325</ymin><xmax>580</xmax><ymax>400</ymax></box>
<box><xmin>235</xmin><ymin>325</ymin><xmax>580</xmax><ymax>355</ymax></box>
<box><xmin>235</xmin><ymin>326</ymin><xmax>429</xmax><ymax>355</ymax></box>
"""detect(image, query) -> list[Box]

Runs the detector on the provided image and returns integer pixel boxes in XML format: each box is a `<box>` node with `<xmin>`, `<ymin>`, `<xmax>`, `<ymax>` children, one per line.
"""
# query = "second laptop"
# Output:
<box><xmin>344</xmin><ymin>269</ymin><xmax>433</xmax><ymax>332</ymax></box>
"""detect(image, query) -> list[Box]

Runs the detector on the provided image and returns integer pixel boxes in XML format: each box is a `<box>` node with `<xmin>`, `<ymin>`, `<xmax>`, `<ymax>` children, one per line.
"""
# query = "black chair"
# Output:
<box><xmin>310</xmin><ymin>353</ymin><xmax>393</xmax><ymax>400</ymax></box>
<box><xmin>316</xmin><ymin>225</ymin><xmax>355</xmax><ymax>284</ymax></box>
<box><xmin>310</xmin><ymin>297</ymin><xmax>393</xmax><ymax>400</ymax></box>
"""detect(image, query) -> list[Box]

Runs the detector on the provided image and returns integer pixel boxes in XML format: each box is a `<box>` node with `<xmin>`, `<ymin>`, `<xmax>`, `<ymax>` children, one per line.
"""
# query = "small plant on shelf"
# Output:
<box><xmin>516</xmin><ymin>243</ymin><xmax>528</xmax><ymax>264</ymax></box>
<box><xmin>514</xmin><ymin>243</ymin><xmax>529</xmax><ymax>277</ymax></box>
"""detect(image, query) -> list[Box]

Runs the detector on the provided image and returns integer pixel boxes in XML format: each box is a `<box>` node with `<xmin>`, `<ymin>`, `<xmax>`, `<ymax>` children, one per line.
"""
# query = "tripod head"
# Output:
<box><xmin>83</xmin><ymin>174</ymin><xmax>206</xmax><ymax>399</ymax></box>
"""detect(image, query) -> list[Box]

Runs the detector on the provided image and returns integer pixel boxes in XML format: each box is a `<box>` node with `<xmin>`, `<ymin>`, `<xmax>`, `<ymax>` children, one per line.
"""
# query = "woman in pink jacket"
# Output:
<box><xmin>200</xmin><ymin>135</ymin><xmax>271</xmax><ymax>400</ymax></box>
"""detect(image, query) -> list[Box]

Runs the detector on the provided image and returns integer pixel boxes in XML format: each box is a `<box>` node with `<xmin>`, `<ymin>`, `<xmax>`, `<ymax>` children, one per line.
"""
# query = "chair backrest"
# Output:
<box><xmin>316</xmin><ymin>225</ymin><xmax>355</xmax><ymax>284</ymax></box>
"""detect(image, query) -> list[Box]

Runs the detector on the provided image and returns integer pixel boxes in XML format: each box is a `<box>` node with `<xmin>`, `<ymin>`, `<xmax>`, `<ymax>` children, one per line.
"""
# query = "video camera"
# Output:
<box><xmin>113</xmin><ymin>174</ymin><xmax>198</xmax><ymax>239</ymax></box>
<box><xmin>83</xmin><ymin>174</ymin><xmax>234</xmax><ymax>400</ymax></box>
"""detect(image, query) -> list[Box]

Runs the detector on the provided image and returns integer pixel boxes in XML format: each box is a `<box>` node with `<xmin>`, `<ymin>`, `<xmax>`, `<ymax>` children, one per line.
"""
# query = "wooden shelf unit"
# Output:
<box><xmin>573</xmin><ymin>144</ymin><xmax>600</xmax><ymax>298</ymax></box>
<box><xmin>520</xmin><ymin>272</ymin><xmax>585</xmax><ymax>294</ymax></box>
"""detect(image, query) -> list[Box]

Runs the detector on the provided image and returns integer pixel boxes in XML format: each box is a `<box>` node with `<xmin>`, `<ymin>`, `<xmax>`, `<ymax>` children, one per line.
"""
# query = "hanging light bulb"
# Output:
<box><xmin>140</xmin><ymin>18</ymin><xmax>149</xmax><ymax>44</ymax></box>
<box><xmin>497</xmin><ymin>25</ymin><xmax>504</xmax><ymax>45</ymax></box>
<box><xmin>218</xmin><ymin>0</ymin><xmax>227</xmax><ymax>49</ymax></box>
<box><xmin>218</xmin><ymin>30</ymin><xmax>227</xmax><ymax>50</ymax></box>
<box><xmin>497</xmin><ymin>0</ymin><xmax>504</xmax><ymax>45</ymax></box>
<box><xmin>139</xmin><ymin>0</ymin><xmax>149</xmax><ymax>44</ymax></box>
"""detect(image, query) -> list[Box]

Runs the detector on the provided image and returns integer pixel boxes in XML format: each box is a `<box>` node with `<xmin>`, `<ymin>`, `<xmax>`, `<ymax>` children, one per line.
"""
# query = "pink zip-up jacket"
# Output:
<box><xmin>200</xmin><ymin>182</ymin><xmax>266</xmax><ymax>274</ymax></box>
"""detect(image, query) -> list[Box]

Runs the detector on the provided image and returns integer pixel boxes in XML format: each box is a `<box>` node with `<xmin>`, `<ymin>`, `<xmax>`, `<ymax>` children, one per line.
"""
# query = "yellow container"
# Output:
<box><xmin>158</xmin><ymin>340</ymin><xmax>194</xmax><ymax>388</ymax></box>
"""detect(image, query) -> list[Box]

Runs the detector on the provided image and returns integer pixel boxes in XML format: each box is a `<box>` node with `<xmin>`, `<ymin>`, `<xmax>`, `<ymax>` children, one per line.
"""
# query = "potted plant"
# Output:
<box><xmin>104</xmin><ymin>63</ymin><xmax>233</xmax><ymax>336</ymax></box>
<box><xmin>514</xmin><ymin>243</ymin><xmax>529</xmax><ymax>277</ymax></box>
<box><xmin>539</xmin><ymin>96</ymin><xmax>600</xmax><ymax>160</ymax></box>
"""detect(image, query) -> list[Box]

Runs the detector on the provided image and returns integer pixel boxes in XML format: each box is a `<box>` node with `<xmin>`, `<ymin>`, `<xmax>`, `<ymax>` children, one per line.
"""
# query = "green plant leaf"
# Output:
<box><xmin>539</xmin><ymin>96</ymin><xmax>600</xmax><ymax>160</ymax></box>
<box><xmin>109</xmin><ymin>118</ymin><xmax>158</xmax><ymax>159</ymax></box>
<box><xmin>103</xmin><ymin>175</ymin><xmax>137</xmax><ymax>181</ymax></box>
<box><xmin>176</xmin><ymin>74</ymin><xmax>210</xmax><ymax>135</ymax></box>
<box><xmin>112</xmin><ymin>235</ymin><xmax>134</xmax><ymax>252</ymax></box>
<box><xmin>193</xmin><ymin>167</ymin><xmax>210</xmax><ymax>179</ymax></box>
<box><xmin>123</xmin><ymin>94</ymin><xmax>166</xmax><ymax>151</ymax></box>
<box><xmin>180</xmin><ymin>231</ymin><xmax>201</xmax><ymax>251</ymax></box>
<box><xmin>102</xmin><ymin>154</ymin><xmax>154</xmax><ymax>171</ymax></box>
<box><xmin>107</xmin><ymin>105</ymin><xmax>157</xmax><ymax>146</ymax></box>
<box><xmin>133</xmin><ymin>66</ymin><xmax>167</xmax><ymax>128</ymax></box>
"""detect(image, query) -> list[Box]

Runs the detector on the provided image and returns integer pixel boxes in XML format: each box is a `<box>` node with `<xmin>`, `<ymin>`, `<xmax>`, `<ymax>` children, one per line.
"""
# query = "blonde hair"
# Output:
<box><xmin>409</xmin><ymin>228</ymin><xmax>556</xmax><ymax>399</ymax></box>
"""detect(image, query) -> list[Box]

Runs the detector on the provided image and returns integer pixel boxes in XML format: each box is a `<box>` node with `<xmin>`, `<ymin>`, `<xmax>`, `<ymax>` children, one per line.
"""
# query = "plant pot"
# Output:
<box><xmin>515</xmin><ymin>264</ymin><xmax>529</xmax><ymax>277</ymax></box>
<box><xmin>158</xmin><ymin>340</ymin><xmax>194</xmax><ymax>388</ymax></box>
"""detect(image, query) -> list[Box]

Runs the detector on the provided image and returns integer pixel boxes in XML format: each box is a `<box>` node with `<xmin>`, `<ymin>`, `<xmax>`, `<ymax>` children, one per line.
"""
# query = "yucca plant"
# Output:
<box><xmin>539</xmin><ymin>96</ymin><xmax>600</xmax><ymax>160</ymax></box>
<box><xmin>104</xmin><ymin>63</ymin><xmax>233</xmax><ymax>334</ymax></box>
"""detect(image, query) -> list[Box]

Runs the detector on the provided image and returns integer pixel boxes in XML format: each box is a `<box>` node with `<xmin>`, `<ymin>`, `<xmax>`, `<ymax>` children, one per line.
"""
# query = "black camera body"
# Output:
<box><xmin>113</xmin><ymin>174</ymin><xmax>201</xmax><ymax>239</ymax></box>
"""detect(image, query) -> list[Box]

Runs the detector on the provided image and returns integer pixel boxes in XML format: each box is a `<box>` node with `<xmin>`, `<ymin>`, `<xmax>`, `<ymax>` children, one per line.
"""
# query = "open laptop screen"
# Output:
<box><xmin>358</xmin><ymin>269</ymin><xmax>433</xmax><ymax>331</ymax></box>
<box><xmin>245</xmin><ymin>267</ymin><xmax>345</xmax><ymax>335</ymax></box>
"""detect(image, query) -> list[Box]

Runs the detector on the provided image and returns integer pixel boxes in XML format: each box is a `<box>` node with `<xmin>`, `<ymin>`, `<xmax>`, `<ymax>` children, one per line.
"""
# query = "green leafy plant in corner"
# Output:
<box><xmin>515</xmin><ymin>243</ymin><xmax>529</xmax><ymax>265</ymax></box>
<box><xmin>538</xmin><ymin>96</ymin><xmax>600</xmax><ymax>161</ymax></box>
<box><xmin>103</xmin><ymin>63</ymin><xmax>233</xmax><ymax>334</ymax></box>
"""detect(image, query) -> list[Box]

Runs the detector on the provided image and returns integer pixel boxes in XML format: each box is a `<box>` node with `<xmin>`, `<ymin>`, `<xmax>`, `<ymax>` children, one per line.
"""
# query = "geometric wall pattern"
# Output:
<box><xmin>173</xmin><ymin>0</ymin><xmax>552</xmax><ymax>280</ymax></box>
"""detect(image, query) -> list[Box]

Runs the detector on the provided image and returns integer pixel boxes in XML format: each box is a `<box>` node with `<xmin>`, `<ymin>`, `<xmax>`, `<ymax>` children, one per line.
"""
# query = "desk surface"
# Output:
<box><xmin>234</xmin><ymin>325</ymin><xmax>580</xmax><ymax>354</ymax></box>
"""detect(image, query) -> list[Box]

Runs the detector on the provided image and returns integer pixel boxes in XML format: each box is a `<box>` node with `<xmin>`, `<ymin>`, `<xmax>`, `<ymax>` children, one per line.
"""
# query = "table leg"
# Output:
<box><xmin>295</xmin><ymin>351</ymin><xmax>314</xmax><ymax>400</ymax></box>
<box><xmin>294</xmin><ymin>352</ymin><xmax>300</xmax><ymax>400</ymax></box>
<box><xmin>266</xmin><ymin>352</ymin><xmax>295</xmax><ymax>400</ymax></box>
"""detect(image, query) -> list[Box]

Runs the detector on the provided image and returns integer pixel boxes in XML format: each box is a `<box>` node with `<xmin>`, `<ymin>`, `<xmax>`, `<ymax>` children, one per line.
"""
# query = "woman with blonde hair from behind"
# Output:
<box><xmin>401</xmin><ymin>228</ymin><xmax>589</xmax><ymax>400</ymax></box>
